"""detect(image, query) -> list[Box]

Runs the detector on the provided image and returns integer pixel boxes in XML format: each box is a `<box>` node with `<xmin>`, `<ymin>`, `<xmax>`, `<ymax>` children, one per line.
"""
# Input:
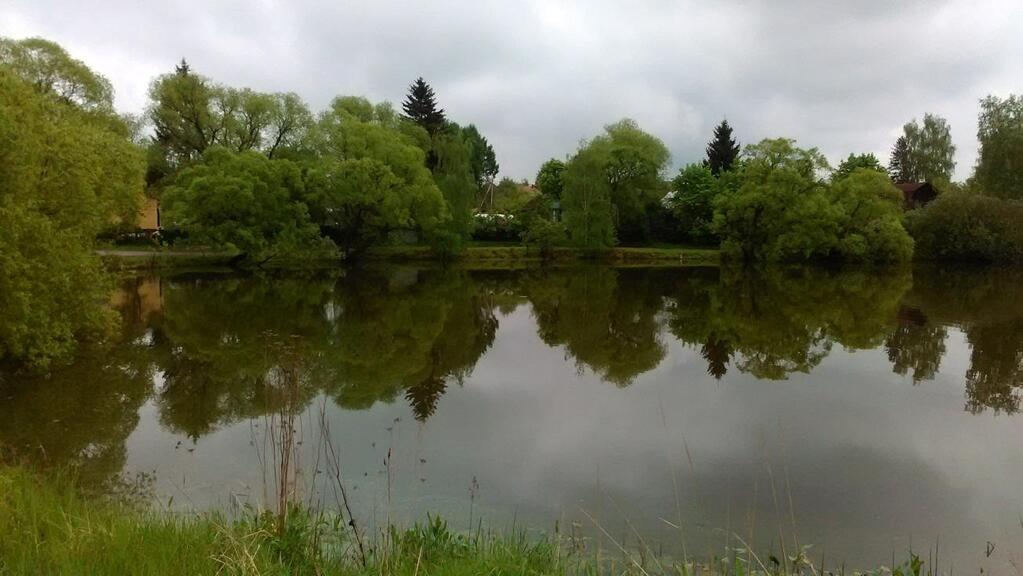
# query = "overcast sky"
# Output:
<box><xmin>4</xmin><ymin>0</ymin><xmax>1020</xmax><ymax>181</ymax></box>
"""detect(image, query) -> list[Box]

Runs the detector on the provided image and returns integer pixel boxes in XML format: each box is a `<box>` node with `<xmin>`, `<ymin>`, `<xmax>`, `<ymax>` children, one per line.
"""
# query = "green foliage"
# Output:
<box><xmin>900</xmin><ymin>113</ymin><xmax>956</xmax><ymax>184</ymax></box>
<box><xmin>304</xmin><ymin>159</ymin><xmax>418</xmax><ymax>256</ymax></box>
<box><xmin>974</xmin><ymin>93</ymin><xmax>1023</xmax><ymax>199</ymax></box>
<box><xmin>705</xmin><ymin>119</ymin><xmax>740</xmax><ymax>175</ymax></box>
<box><xmin>832</xmin><ymin>152</ymin><xmax>885</xmax><ymax>182</ymax></box>
<box><xmin>905</xmin><ymin>191</ymin><xmax>1023</xmax><ymax>261</ymax></box>
<box><xmin>521</xmin><ymin>219</ymin><xmax>567</xmax><ymax>258</ymax></box>
<box><xmin>667</xmin><ymin>163</ymin><xmax>722</xmax><ymax>245</ymax></box>
<box><xmin>714</xmin><ymin>139</ymin><xmax>910</xmax><ymax>262</ymax></box>
<box><xmin>712</xmin><ymin>139</ymin><xmax>827</xmax><ymax>261</ymax></box>
<box><xmin>161</xmin><ymin>148</ymin><xmax>324</xmax><ymax>260</ymax></box>
<box><xmin>535</xmin><ymin>158</ymin><xmax>566</xmax><ymax>200</ymax></box>
<box><xmin>312</xmin><ymin>96</ymin><xmax>450</xmax><ymax>250</ymax></box>
<box><xmin>431</xmin><ymin>127</ymin><xmax>477</xmax><ymax>245</ymax></box>
<box><xmin>0</xmin><ymin>37</ymin><xmax>114</xmax><ymax>111</ymax></box>
<box><xmin>462</xmin><ymin>124</ymin><xmax>498</xmax><ymax>189</ymax></box>
<box><xmin>591</xmin><ymin>119</ymin><xmax>671</xmax><ymax>242</ymax></box>
<box><xmin>0</xmin><ymin>47</ymin><xmax>144</xmax><ymax>368</ymax></box>
<box><xmin>823</xmin><ymin>169</ymin><xmax>914</xmax><ymax>261</ymax></box>
<box><xmin>561</xmin><ymin>145</ymin><xmax>616</xmax><ymax>248</ymax></box>
<box><xmin>147</xmin><ymin>64</ymin><xmax>314</xmax><ymax>173</ymax></box>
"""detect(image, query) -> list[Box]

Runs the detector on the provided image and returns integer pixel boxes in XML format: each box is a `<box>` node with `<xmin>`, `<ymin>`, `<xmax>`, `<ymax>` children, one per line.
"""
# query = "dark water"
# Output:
<box><xmin>2</xmin><ymin>265</ymin><xmax>1022</xmax><ymax>572</ymax></box>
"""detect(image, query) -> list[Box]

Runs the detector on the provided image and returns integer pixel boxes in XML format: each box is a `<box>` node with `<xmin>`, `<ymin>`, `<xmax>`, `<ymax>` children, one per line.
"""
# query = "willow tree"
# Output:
<box><xmin>0</xmin><ymin>38</ymin><xmax>144</xmax><ymax>368</ymax></box>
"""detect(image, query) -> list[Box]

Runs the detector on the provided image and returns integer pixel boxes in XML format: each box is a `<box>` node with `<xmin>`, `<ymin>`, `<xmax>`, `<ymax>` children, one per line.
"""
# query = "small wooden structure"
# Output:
<box><xmin>895</xmin><ymin>182</ymin><xmax>937</xmax><ymax>210</ymax></box>
<box><xmin>138</xmin><ymin>197</ymin><xmax>161</xmax><ymax>231</ymax></box>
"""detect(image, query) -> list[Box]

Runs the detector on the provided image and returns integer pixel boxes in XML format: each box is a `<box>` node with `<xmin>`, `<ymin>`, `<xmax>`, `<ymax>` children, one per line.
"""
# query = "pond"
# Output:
<box><xmin>1</xmin><ymin>264</ymin><xmax>1021</xmax><ymax>573</ymax></box>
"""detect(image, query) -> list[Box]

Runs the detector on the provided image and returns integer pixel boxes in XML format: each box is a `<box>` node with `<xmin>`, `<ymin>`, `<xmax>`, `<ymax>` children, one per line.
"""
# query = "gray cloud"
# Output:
<box><xmin>4</xmin><ymin>0</ymin><xmax>1020</xmax><ymax>180</ymax></box>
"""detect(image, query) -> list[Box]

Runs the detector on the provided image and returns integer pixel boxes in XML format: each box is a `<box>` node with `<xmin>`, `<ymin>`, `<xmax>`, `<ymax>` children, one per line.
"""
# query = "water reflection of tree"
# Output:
<box><xmin>885</xmin><ymin>307</ymin><xmax>946</xmax><ymax>383</ymax></box>
<box><xmin>521</xmin><ymin>267</ymin><xmax>666</xmax><ymax>387</ymax></box>
<box><xmin>152</xmin><ymin>273</ymin><xmax>338</xmax><ymax>438</ymax></box>
<box><xmin>0</xmin><ymin>278</ymin><xmax>156</xmax><ymax>490</ymax></box>
<box><xmin>144</xmin><ymin>268</ymin><xmax>498</xmax><ymax>432</ymax></box>
<box><xmin>905</xmin><ymin>267</ymin><xmax>1023</xmax><ymax>414</ymax></box>
<box><xmin>665</xmin><ymin>266</ymin><xmax>911</xmax><ymax>380</ymax></box>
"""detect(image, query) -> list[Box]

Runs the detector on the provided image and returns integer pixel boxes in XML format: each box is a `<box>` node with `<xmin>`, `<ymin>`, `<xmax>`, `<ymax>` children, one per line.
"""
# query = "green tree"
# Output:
<box><xmin>311</xmin><ymin>96</ymin><xmax>450</xmax><ymax>251</ymax></box>
<box><xmin>0</xmin><ymin>37</ymin><xmax>114</xmax><ymax>111</ymax></box>
<box><xmin>713</xmin><ymin>139</ymin><xmax>828</xmax><ymax>261</ymax></box>
<box><xmin>567</xmin><ymin>119</ymin><xmax>670</xmax><ymax>243</ymax></box>
<box><xmin>148</xmin><ymin>65</ymin><xmax>314</xmax><ymax>173</ymax></box>
<box><xmin>401</xmin><ymin>77</ymin><xmax>446</xmax><ymax>135</ymax></box>
<box><xmin>902</xmin><ymin>113</ymin><xmax>956</xmax><ymax>184</ymax></box>
<box><xmin>535</xmin><ymin>158</ymin><xmax>567</xmax><ymax>200</ymax></box>
<box><xmin>304</xmin><ymin>159</ymin><xmax>416</xmax><ymax>257</ymax></box>
<box><xmin>667</xmin><ymin>163</ymin><xmax>721</xmax><ymax>245</ymax></box>
<box><xmin>431</xmin><ymin>127</ymin><xmax>477</xmax><ymax>245</ymax></box>
<box><xmin>162</xmin><ymin>148</ymin><xmax>324</xmax><ymax>262</ymax></box>
<box><xmin>833</xmin><ymin>153</ymin><xmax>885</xmax><ymax>182</ymax></box>
<box><xmin>705</xmin><ymin>119</ymin><xmax>740</xmax><ymax>175</ymax></box>
<box><xmin>905</xmin><ymin>192</ymin><xmax>1023</xmax><ymax>261</ymax></box>
<box><xmin>462</xmin><ymin>124</ymin><xmax>498</xmax><ymax>189</ymax></box>
<box><xmin>821</xmin><ymin>169</ymin><xmax>914</xmax><ymax>261</ymax></box>
<box><xmin>888</xmin><ymin>136</ymin><xmax>914</xmax><ymax>182</ymax></box>
<box><xmin>561</xmin><ymin>145</ymin><xmax>616</xmax><ymax>248</ymax></box>
<box><xmin>974</xmin><ymin>94</ymin><xmax>1023</xmax><ymax>199</ymax></box>
<box><xmin>0</xmin><ymin>44</ymin><xmax>144</xmax><ymax>368</ymax></box>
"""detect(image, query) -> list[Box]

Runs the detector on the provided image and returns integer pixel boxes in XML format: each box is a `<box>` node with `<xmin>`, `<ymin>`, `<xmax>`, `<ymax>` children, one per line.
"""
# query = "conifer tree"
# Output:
<box><xmin>402</xmin><ymin>77</ymin><xmax>446</xmax><ymax>135</ymax></box>
<box><xmin>705</xmin><ymin>119</ymin><xmax>740</xmax><ymax>175</ymax></box>
<box><xmin>888</xmin><ymin>135</ymin><xmax>915</xmax><ymax>182</ymax></box>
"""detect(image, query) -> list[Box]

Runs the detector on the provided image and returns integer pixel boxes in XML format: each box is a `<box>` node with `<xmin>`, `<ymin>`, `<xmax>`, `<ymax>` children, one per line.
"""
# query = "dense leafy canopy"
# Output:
<box><xmin>666</xmin><ymin>163</ymin><xmax>722</xmax><ymax>245</ymax></box>
<box><xmin>0</xmin><ymin>43</ymin><xmax>144</xmax><ymax>369</ymax></box>
<box><xmin>561</xmin><ymin>145</ymin><xmax>616</xmax><ymax>248</ymax></box>
<box><xmin>833</xmin><ymin>153</ymin><xmax>885</xmax><ymax>182</ymax></box>
<box><xmin>906</xmin><ymin>191</ymin><xmax>1023</xmax><ymax>261</ymax></box>
<box><xmin>535</xmin><ymin>158</ymin><xmax>566</xmax><ymax>201</ymax></box>
<box><xmin>162</xmin><ymin>148</ymin><xmax>324</xmax><ymax>260</ymax></box>
<box><xmin>714</xmin><ymin>139</ymin><xmax>911</xmax><ymax>262</ymax></box>
<box><xmin>974</xmin><ymin>94</ymin><xmax>1023</xmax><ymax>199</ymax></box>
<box><xmin>899</xmin><ymin>113</ymin><xmax>956</xmax><ymax>184</ymax></box>
<box><xmin>560</xmin><ymin>119</ymin><xmax>670</xmax><ymax>245</ymax></box>
<box><xmin>147</xmin><ymin>66</ymin><xmax>314</xmax><ymax>173</ymax></box>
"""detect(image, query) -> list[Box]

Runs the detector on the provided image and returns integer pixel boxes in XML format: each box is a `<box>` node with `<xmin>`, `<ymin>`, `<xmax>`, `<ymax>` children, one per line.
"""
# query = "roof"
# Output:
<box><xmin>894</xmin><ymin>182</ymin><xmax>929</xmax><ymax>193</ymax></box>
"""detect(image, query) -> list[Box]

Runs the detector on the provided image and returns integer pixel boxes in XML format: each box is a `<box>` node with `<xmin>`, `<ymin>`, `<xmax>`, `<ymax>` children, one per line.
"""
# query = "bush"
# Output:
<box><xmin>906</xmin><ymin>192</ymin><xmax>1023</xmax><ymax>261</ymax></box>
<box><xmin>521</xmin><ymin>219</ymin><xmax>567</xmax><ymax>258</ymax></box>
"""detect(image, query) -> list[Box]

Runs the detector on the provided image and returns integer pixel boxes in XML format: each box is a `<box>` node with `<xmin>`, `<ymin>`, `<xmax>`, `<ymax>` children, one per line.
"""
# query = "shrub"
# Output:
<box><xmin>521</xmin><ymin>219</ymin><xmax>567</xmax><ymax>259</ymax></box>
<box><xmin>906</xmin><ymin>191</ymin><xmax>1023</xmax><ymax>261</ymax></box>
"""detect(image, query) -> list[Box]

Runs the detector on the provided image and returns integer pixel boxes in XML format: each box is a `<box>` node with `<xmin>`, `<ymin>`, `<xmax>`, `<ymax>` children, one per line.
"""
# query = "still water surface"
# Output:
<box><xmin>2</xmin><ymin>265</ymin><xmax>1022</xmax><ymax>572</ymax></box>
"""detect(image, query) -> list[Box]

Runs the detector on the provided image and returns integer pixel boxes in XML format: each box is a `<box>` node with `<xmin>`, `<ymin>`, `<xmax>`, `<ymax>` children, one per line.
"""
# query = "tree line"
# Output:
<box><xmin>3</xmin><ymin>35</ymin><xmax>1023</xmax><ymax>368</ymax></box>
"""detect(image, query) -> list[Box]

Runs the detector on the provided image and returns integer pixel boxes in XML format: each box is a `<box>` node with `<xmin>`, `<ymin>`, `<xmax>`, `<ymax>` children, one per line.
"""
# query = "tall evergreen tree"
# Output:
<box><xmin>705</xmin><ymin>119</ymin><xmax>740</xmax><ymax>175</ymax></box>
<box><xmin>402</xmin><ymin>77</ymin><xmax>446</xmax><ymax>135</ymax></box>
<box><xmin>888</xmin><ymin>135</ymin><xmax>914</xmax><ymax>182</ymax></box>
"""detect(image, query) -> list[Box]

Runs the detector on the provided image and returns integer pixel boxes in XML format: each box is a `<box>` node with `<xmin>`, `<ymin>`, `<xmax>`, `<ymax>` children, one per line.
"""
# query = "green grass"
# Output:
<box><xmin>0</xmin><ymin>466</ymin><xmax>930</xmax><ymax>576</ymax></box>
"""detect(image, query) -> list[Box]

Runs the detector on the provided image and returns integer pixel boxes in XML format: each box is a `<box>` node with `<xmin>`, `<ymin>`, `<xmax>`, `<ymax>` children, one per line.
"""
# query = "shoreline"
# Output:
<box><xmin>97</xmin><ymin>245</ymin><xmax>722</xmax><ymax>270</ymax></box>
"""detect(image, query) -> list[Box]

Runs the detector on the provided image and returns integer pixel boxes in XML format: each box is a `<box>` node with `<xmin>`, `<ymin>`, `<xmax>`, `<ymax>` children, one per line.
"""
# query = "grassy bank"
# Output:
<box><xmin>0</xmin><ymin>466</ymin><xmax>925</xmax><ymax>576</ymax></box>
<box><xmin>97</xmin><ymin>244</ymin><xmax>720</xmax><ymax>271</ymax></box>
